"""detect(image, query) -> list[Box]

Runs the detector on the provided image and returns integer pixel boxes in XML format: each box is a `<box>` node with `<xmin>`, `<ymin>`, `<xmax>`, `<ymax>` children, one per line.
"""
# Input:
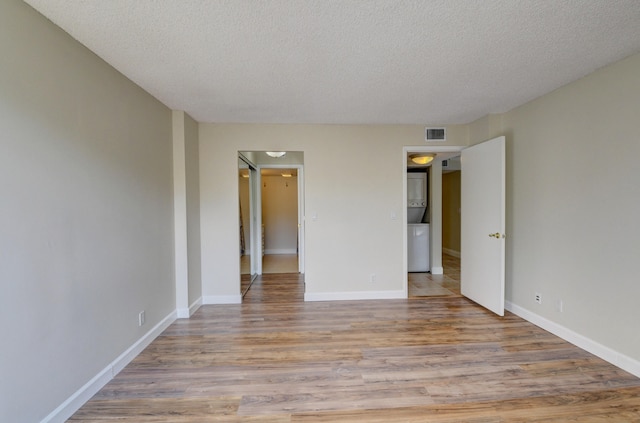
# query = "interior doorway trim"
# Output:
<box><xmin>238</xmin><ymin>153</ymin><xmax>259</xmax><ymax>291</ymax></box>
<box><xmin>403</xmin><ymin>145</ymin><xmax>464</xmax><ymax>298</ymax></box>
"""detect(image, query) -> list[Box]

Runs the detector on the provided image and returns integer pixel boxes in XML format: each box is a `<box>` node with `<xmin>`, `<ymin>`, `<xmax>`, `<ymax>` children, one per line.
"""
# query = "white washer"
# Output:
<box><xmin>408</xmin><ymin>223</ymin><xmax>430</xmax><ymax>272</ymax></box>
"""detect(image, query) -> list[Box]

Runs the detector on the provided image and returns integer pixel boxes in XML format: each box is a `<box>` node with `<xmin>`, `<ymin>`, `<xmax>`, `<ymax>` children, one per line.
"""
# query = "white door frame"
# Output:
<box><xmin>402</xmin><ymin>146</ymin><xmax>464</xmax><ymax>297</ymax></box>
<box><xmin>256</xmin><ymin>164</ymin><xmax>305</xmax><ymax>275</ymax></box>
<box><xmin>248</xmin><ymin>166</ymin><xmax>258</xmax><ymax>276</ymax></box>
<box><xmin>297</xmin><ymin>166</ymin><xmax>305</xmax><ymax>273</ymax></box>
<box><xmin>238</xmin><ymin>154</ymin><xmax>259</xmax><ymax>279</ymax></box>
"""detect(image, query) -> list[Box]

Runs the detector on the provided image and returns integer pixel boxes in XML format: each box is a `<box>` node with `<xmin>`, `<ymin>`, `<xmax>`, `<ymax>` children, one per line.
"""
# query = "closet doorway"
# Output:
<box><xmin>261</xmin><ymin>167</ymin><xmax>300</xmax><ymax>274</ymax></box>
<box><xmin>238</xmin><ymin>155</ymin><xmax>258</xmax><ymax>296</ymax></box>
<box><xmin>239</xmin><ymin>151</ymin><xmax>305</xmax><ymax>300</ymax></box>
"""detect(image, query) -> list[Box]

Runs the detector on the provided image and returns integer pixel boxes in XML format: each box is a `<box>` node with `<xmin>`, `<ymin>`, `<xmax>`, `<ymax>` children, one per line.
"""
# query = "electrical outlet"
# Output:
<box><xmin>138</xmin><ymin>311</ymin><xmax>145</xmax><ymax>326</ymax></box>
<box><xmin>556</xmin><ymin>300</ymin><xmax>564</xmax><ymax>313</ymax></box>
<box><xmin>370</xmin><ymin>273</ymin><xmax>376</xmax><ymax>284</ymax></box>
<box><xmin>535</xmin><ymin>293</ymin><xmax>542</xmax><ymax>304</ymax></box>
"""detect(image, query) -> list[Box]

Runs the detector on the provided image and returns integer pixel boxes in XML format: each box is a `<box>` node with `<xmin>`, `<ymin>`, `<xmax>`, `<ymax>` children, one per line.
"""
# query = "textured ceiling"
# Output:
<box><xmin>24</xmin><ymin>0</ymin><xmax>640</xmax><ymax>124</ymax></box>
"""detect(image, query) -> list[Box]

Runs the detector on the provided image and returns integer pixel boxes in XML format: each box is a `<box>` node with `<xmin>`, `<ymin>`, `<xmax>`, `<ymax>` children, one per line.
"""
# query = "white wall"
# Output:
<box><xmin>0</xmin><ymin>1</ymin><xmax>175</xmax><ymax>421</ymax></box>
<box><xmin>470</xmin><ymin>53</ymin><xmax>640</xmax><ymax>367</ymax></box>
<box><xmin>199</xmin><ymin>124</ymin><xmax>467</xmax><ymax>302</ymax></box>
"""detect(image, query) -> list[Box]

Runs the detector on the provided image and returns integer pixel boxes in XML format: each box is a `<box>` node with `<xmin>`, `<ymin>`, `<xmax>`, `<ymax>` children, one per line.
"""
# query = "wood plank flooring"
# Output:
<box><xmin>242</xmin><ymin>254</ymin><xmax>299</xmax><ymax>296</ymax></box>
<box><xmin>69</xmin><ymin>266</ymin><xmax>640</xmax><ymax>422</ymax></box>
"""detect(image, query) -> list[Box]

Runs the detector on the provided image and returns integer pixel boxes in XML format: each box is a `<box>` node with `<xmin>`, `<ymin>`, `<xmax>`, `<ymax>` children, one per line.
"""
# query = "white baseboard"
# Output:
<box><xmin>202</xmin><ymin>294</ymin><xmax>242</xmax><ymax>304</ymax></box>
<box><xmin>442</xmin><ymin>248</ymin><xmax>461</xmax><ymax>258</ymax></box>
<box><xmin>430</xmin><ymin>266</ymin><xmax>444</xmax><ymax>275</ymax></box>
<box><xmin>41</xmin><ymin>310</ymin><xmax>177</xmax><ymax>423</ymax></box>
<box><xmin>506</xmin><ymin>301</ymin><xmax>640</xmax><ymax>378</ymax></box>
<box><xmin>176</xmin><ymin>296</ymin><xmax>203</xmax><ymax>318</ymax></box>
<box><xmin>189</xmin><ymin>297</ymin><xmax>202</xmax><ymax>315</ymax></box>
<box><xmin>305</xmin><ymin>290</ymin><xmax>406</xmax><ymax>302</ymax></box>
<box><xmin>264</xmin><ymin>248</ymin><xmax>297</xmax><ymax>255</ymax></box>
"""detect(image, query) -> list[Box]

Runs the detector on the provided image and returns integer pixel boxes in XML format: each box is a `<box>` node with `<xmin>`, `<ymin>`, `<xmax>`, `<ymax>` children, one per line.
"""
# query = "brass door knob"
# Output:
<box><xmin>488</xmin><ymin>232</ymin><xmax>504</xmax><ymax>238</ymax></box>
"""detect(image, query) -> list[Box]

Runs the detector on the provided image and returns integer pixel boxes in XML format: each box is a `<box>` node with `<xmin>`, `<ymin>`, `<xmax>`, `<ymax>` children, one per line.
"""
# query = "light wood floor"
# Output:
<box><xmin>409</xmin><ymin>253</ymin><xmax>461</xmax><ymax>297</ymax></box>
<box><xmin>241</xmin><ymin>254</ymin><xmax>299</xmax><ymax>275</ymax></box>
<box><xmin>263</xmin><ymin>254</ymin><xmax>299</xmax><ymax>274</ymax></box>
<box><xmin>242</xmin><ymin>254</ymin><xmax>299</xmax><ymax>297</ymax></box>
<box><xmin>69</xmin><ymin>269</ymin><xmax>640</xmax><ymax>421</ymax></box>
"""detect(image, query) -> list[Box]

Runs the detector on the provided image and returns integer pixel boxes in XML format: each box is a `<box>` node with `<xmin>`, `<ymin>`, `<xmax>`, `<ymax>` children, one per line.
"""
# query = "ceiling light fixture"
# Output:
<box><xmin>409</xmin><ymin>153</ymin><xmax>435</xmax><ymax>165</ymax></box>
<box><xmin>281</xmin><ymin>172</ymin><xmax>292</xmax><ymax>178</ymax></box>
<box><xmin>266</xmin><ymin>151</ymin><xmax>286</xmax><ymax>158</ymax></box>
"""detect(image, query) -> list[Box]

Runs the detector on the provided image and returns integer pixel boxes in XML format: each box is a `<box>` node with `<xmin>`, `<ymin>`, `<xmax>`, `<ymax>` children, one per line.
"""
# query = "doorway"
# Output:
<box><xmin>441</xmin><ymin>157</ymin><xmax>461</xmax><ymax>259</ymax></box>
<box><xmin>260</xmin><ymin>167</ymin><xmax>300</xmax><ymax>274</ymax></box>
<box><xmin>404</xmin><ymin>137</ymin><xmax>506</xmax><ymax>315</ymax></box>
<box><xmin>238</xmin><ymin>155</ymin><xmax>258</xmax><ymax>296</ymax></box>
<box><xmin>238</xmin><ymin>151</ymin><xmax>305</xmax><ymax>301</ymax></box>
<box><xmin>403</xmin><ymin>146</ymin><xmax>463</xmax><ymax>298</ymax></box>
<box><xmin>407</xmin><ymin>157</ymin><xmax>462</xmax><ymax>298</ymax></box>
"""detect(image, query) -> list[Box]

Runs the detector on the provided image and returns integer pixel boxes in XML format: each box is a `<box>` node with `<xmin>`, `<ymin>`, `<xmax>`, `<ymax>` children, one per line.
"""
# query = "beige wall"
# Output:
<box><xmin>470</xmin><ymin>52</ymin><xmax>640</xmax><ymax>364</ymax></box>
<box><xmin>199</xmin><ymin>124</ymin><xmax>467</xmax><ymax>300</ymax></box>
<box><xmin>173</xmin><ymin>111</ymin><xmax>201</xmax><ymax>316</ymax></box>
<box><xmin>442</xmin><ymin>171</ymin><xmax>461</xmax><ymax>254</ymax></box>
<box><xmin>185</xmin><ymin>113</ymin><xmax>202</xmax><ymax>306</ymax></box>
<box><xmin>0</xmin><ymin>1</ymin><xmax>174</xmax><ymax>421</ymax></box>
<box><xmin>262</xmin><ymin>175</ymin><xmax>298</xmax><ymax>254</ymax></box>
<box><xmin>468</xmin><ymin>113</ymin><xmax>504</xmax><ymax>145</ymax></box>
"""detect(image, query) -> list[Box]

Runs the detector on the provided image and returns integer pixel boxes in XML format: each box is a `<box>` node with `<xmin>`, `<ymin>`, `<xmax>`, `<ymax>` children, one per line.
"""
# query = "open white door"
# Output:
<box><xmin>297</xmin><ymin>167</ymin><xmax>305</xmax><ymax>274</ymax></box>
<box><xmin>461</xmin><ymin>136</ymin><xmax>506</xmax><ymax>316</ymax></box>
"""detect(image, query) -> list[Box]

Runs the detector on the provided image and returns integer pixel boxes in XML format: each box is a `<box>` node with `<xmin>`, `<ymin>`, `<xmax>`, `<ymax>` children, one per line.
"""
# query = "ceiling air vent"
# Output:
<box><xmin>425</xmin><ymin>127</ymin><xmax>446</xmax><ymax>141</ymax></box>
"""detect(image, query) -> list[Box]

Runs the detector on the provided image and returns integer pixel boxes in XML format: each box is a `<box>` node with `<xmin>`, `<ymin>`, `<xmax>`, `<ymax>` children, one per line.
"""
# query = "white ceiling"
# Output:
<box><xmin>25</xmin><ymin>0</ymin><xmax>640</xmax><ymax>125</ymax></box>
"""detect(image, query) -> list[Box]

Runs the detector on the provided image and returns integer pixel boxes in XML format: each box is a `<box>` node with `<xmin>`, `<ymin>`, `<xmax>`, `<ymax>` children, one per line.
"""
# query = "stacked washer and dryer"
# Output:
<box><xmin>407</xmin><ymin>172</ymin><xmax>430</xmax><ymax>272</ymax></box>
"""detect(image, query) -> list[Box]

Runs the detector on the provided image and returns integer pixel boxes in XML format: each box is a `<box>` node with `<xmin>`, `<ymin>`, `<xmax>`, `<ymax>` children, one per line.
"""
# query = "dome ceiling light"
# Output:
<box><xmin>266</xmin><ymin>151</ymin><xmax>286</xmax><ymax>158</ymax></box>
<box><xmin>409</xmin><ymin>153</ymin><xmax>435</xmax><ymax>165</ymax></box>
